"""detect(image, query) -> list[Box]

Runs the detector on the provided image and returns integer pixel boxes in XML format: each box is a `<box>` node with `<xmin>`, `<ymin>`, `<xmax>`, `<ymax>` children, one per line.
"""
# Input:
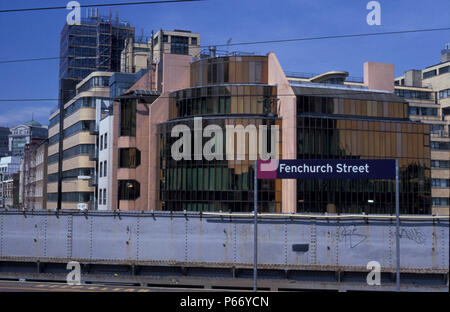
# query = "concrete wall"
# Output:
<box><xmin>267</xmin><ymin>52</ymin><xmax>296</xmax><ymax>213</ymax></box>
<box><xmin>364</xmin><ymin>62</ymin><xmax>395</xmax><ymax>92</ymax></box>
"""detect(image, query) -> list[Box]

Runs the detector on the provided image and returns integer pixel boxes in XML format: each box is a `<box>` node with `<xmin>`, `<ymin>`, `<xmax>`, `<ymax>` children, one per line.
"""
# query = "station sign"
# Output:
<box><xmin>257</xmin><ymin>159</ymin><xmax>396</xmax><ymax>180</ymax></box>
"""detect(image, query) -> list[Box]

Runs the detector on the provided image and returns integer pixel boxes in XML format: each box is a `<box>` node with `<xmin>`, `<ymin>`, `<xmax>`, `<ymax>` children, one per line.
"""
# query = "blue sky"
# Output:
<box><xmin>0</xmin><ymin>0</ymin><xmax>449</xmax><ymax>127</ymax></box>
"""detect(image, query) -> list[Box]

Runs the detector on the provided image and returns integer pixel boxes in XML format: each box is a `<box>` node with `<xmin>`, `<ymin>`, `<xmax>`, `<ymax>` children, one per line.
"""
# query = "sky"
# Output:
<box><xmin>0</xmin><ymin>0</ymin><xmax>449</xmax><ymax>127</ymax></box>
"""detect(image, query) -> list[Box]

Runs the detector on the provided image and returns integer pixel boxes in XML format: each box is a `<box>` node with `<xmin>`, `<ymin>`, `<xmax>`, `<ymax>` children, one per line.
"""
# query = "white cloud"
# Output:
<box><xmin>0</xmin><ymin>104</ymin><xmax>52</xmax><ymax>127</ymax></box>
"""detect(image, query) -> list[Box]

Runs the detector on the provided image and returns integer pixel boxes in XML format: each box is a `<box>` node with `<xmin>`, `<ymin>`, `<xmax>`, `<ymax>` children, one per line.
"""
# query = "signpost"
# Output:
<box><xmin>254</xmin><ymin>158</ymin><xmax>400</xmax><ymax>292</ymax></box>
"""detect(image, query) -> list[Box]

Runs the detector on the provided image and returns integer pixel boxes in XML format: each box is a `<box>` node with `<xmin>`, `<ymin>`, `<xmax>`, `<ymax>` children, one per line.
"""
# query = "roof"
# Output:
<box><xmin>24</xmin><ymin>120</ymin><xmax>42</xmax><ymax>127</ymax></box>
<box><xmin>115</xmin><ymin>90</ymin><xmax>161</xmax><ymax>103</ymax></box>
<box><xmin>292</xmin><ymin>85</ymin><xmax>404</xmax><ymax>102</ymax></box>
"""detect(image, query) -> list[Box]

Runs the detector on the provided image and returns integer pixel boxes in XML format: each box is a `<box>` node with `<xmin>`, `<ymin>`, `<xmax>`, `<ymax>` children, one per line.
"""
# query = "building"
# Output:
<box><xmin>47</xmin><ymin>69</ymin><xmax>145</xmax><ymax>210</ymax></box>
<box><xmin>2</xmin><ymin>173</ymin><xmax>19</xmax><ymax>208</ymax></box>
<box><xmin>0</xmin><ymin>156</ymin><xmax>20</xmax><ymax>207</ymax></box>
<box><xmin>0</xmin><ymin>127</ymin><xmax>10</xmax><ymax>157</ymax></box>
<box><xmin>59</xmin><ymin>12</ymin><xmax>135</xmax><ymax>104</ymax></box>
<box><xmin>8</xmin><ymin>120</ymin><xmax>48</xmax><ymax>157</ymax></box>
<box><xmin>121</xmin><ymin>37</ymin><xmax>151</xmax><ymax>73</ymax></box>
<box><xmin>98</xmin><ymin>113</ymin><xmax>113</xmax><ymax>210</ymax></box>
<box><xmin>111</xmin><ymin>52</ymin><xmax>432</xmax><ymax>214</ymax></box>
<box><xmin>47</xmin><ymin>72</ymin><xmax>114</xmax><ymax>210</ymax></box>
<box><xmin>152</xmin><ymin>29</ymin><xmax>201</xmax><ymax>65</ymax></box>
<box><xmin>19</xmin><ymin>138</ymin><xmax>47</xmax><ymax>209</ymax></box>
<box><xmin>392</xmin><ymin>46</ymin><xmax>450</xmax><ymax>215</ymax></box>
<box><xmin>35</xmin><ymin>141</ymin><xmax>48</xmax><ymax>209</ymax></box>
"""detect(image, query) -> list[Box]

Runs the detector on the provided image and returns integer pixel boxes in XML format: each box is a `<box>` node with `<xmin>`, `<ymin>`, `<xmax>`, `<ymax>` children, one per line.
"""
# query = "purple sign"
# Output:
<box><xmin>257</xmin><ymin>159</ymin><xmax>396</xmax><ymax>180</ymax></box>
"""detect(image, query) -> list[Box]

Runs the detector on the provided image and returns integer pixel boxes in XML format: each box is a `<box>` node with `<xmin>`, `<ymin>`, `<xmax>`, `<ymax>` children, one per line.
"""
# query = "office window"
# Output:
<box><xmin>120</xmin><ymin>99</ymin><xmax>136</xmax><ymax>136</ymax></box>
<box><xmin>103</xmin><ymin>188</ymin><xmax>107</xmax><ymax>205</ymax></box>
<box><xmin>118</xmin><ymin>180</ymin><xmax>140</xmax><ymax>200</ymax></box>
<box><xmin>99</xmin><ymin>162</ymin><xmax>103</xmax><ymax>177</ymax></box>
<box><xmin>431</xmin><ymin>160</ymin><xmax>450</xmax><ymax>168</ymax></box>
<box><xmin>432</xmin><ymin>198</ymin><xmax>449</xmax><ymax>207</ymax></box>
<box><xmin>104</xmin><ymin>133</ymin><xmax>107</xmax><ymax>149</ymax></box>
<box><xmin>99</xmin><ymin>189</ymin><xmax>102</xmax><ymax>205</ymax></box>
<box><xmin>100</xmin><ymin>135</ymin><xmax>103</xmax><ymax>151</ymax></box>
<box><xmin>104</xmin><ymin>160</ymin><xmax>107</xmax><ymax>177</ymax></box>
<box><xmin>431</xmin><ymin>179</ymin><xmax>450</xmax><ymax>188</ymax></box>
<box><xmin>119</xmin><ymin>148</ymin><xmax>141</xmax><ymax>168</ymax></box>
<box><xmin>423</xmin><ymin>70</ymin><xmax>437</xmax><ymax>79</ymax></box>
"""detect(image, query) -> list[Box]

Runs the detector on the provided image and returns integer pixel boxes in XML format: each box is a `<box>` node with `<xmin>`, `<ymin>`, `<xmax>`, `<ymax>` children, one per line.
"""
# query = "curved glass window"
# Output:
<box><xmin>190</xmin><ymin>56</ymin><xmax>268</xmax><ymax>87</ymax></box>
<box><xmin>169</xmin><ymin>85</ymin><xmax>277</xmax><ymax>118</ymax></box>
<box><xmin>158</xmin><ymin>117</ymin><xmax>282</xmax><ymax>213</ymax></box>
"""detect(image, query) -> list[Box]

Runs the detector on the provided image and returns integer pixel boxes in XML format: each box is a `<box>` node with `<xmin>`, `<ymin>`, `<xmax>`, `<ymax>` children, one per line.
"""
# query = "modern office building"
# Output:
<box><xmin>47</xmin><ymin>70</ymin><xmax>145</xmax><ymax>210</ymax></box>
<box><xmin>8</xmin><ymin>121</ymin><xmax>48</xmax><ymax>157</ymax></box>
<box><xmin>111</xmin><ymin>52</ymin><xmax>432</xmax><ymax>214</ymax></box>
<box><xmin>392</xmin><ymin>45</ymin><xmax>450</xmax><ymax>215</ymax></box>
<box><xmin>59</xmin><ymin>12</ymin><xmax>135</xmax><ymax>104</ymax></box>
<box><xmin>47</xmin><ymin>72</ymin><xmax>113</xmax><ymax>210</ymax></box>
<box><xmin>0</xmin><ymin>127</ymin><xmax>10</xmax><ymax>157</ymax></box>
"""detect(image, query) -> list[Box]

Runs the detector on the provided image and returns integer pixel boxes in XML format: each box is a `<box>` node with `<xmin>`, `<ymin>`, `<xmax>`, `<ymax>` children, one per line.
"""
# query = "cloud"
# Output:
<box><xmin>0</xmin><ymin>103</ymin><xmax>53</xmax><ymax>127</ymax></box>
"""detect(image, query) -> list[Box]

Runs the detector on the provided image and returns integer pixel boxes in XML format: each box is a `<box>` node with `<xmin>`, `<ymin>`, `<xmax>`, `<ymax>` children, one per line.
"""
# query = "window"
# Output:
<box><xmin>99</xmin><ymin>189</ymin><xmax>102</xmax><ymax>205</ymax></box>
<box><xmin>431</xmin><ymin>141</ymin><xmax>450</xmax><ymax>150</ymax></box>
<box><xmin>119</xmin><ymin>148</ymin><xmax>141</xmax><ymax>168</ymax></box>
<box><xmin>62</xmin><ymin>144</ymin><xmax>95</xmax><ymax>160</ymax></box>
<box><xmin>395</xmin><ymin>89</ymin><xmax>432</xmax><ymax>100</ymax></box>
<box><xmin>423</xmin><ymin>70</ymin><xmax>437</xmax><ymax>79</ymax></box>
<box><xmin>104</xmin><ymin>160</ymin><xmax>107</xmax><ymax>177</ymax></box>
<box><xmin>439</xmin><ymin>89</ymin><xmax>450</xmax><ymax>99</ymax></box>
<box><xmin>100</xmin><ymin>135</ymin><xmax>103</xmax><ymax>151</ymax></box>
<box><xmin>191</xmin><ymin>37</ymin><xmax>197</xmax><ymax>45</ymax></box>
<box><xmin>120</xmin><ymin>99</ymin><xmax>136</xmax><ymax>136</ymax></box>
<box><xmin>408</xmin><ymin>107</ymin><xmax>437</xmax><ymax>116</ymax></box>
<box><xmin>432</xmin><ymin>197</ymin><xmax>449</xmax><ymax>207</ymax></box>
<box><xmin>431</xmin><ymin>160</ymin><xmax>450</xmax><ymax>168</ymax></box>
<box><xmin>171</xmin><ymin>36</ymin><xmax>189</xmax><ymax>55</ymax></box>
<box><xmin>118</xmin><ymin>180</ymin><xmax>140</xmax><ymax>200</ymax></box>
<box><xmin>439</xmin><ymin>66</ymin><xmax>449</xmax><ymax>75</ymax></box>
<box><xmin>432</xmin><ymin>179</ymin><xmax>450</xmax><ymax>188</ymax></box>
<box><xmin>99</xmin><ymin>162</ymin><xmax>103</xmax><ymax>177</ymax></box>
<box><xmin>104</xmin><ymin>133</ymin><xmax>107</xmax><ymax>149</ymax></box>
<box><xmin>103</xmin><ymin>188</ymin><xmax>107</xmax><ymax>205</ymax></box>
<box><xmin>162</xmin><ymin>35</ymin><xmax>168</xmax><ymax>43</ymax></box>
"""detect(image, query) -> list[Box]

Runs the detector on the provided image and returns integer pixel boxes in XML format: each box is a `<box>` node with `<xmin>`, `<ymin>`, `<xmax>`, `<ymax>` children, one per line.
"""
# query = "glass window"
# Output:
<box><xmin>120</xmin><ymin>99</ymin><xmax>136</xmax><ymax>137</ymax></box>
<box><xmin>119</xmin><ymin>148</ymin><xmax>141</xmax><ymax>168</ymax></box>
<box><xmin>118</xmin><ymin>180</ymin><xmax>140</xmax><ymax>200</ymax></box>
